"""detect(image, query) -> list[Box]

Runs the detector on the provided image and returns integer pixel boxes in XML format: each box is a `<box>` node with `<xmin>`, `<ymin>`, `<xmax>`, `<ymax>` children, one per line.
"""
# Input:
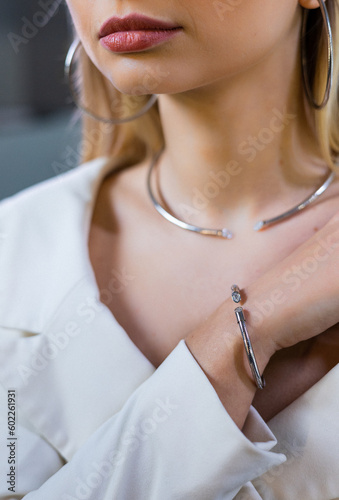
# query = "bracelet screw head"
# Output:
<box><xmin>231</xmin><ymin>284</ymin><xmax>241</xmax><ymax>303</ymax></box>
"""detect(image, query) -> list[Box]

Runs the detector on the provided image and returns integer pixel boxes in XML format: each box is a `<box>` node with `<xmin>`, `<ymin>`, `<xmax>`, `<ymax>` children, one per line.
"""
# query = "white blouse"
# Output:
<box><xmin>0</xmin><ymin>157</ymin><xmax>337</xmax><ymax>499</ymax></box>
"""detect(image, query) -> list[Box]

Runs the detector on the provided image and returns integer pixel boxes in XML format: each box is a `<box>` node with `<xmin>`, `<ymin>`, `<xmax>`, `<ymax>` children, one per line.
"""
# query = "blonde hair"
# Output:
<box><xmin>74</xmin><ymin>2</ymin><xmax>339</xmax><ymax>171</ymax></box>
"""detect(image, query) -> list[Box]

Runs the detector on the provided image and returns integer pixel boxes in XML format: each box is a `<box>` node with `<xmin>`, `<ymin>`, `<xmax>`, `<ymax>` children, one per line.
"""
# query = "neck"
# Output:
<box><xmin>154</xmin><ymin>21</ymin><xmax>326</xmax><ymax>231</ymax></box>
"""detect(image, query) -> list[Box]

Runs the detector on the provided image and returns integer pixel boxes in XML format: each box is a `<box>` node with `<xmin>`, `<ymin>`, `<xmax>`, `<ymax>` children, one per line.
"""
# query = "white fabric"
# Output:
<box><xmin>0</xmin><ymin>158</ymin><xmax>337</xmax><ymax>499</ymax></box>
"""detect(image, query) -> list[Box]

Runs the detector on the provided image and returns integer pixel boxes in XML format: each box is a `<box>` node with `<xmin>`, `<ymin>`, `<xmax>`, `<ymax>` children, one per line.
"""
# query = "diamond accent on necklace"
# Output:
<box><xmin>221</xmin><ymin>228</ymin><xmax>233</xmax><ymax>239</ymax></box>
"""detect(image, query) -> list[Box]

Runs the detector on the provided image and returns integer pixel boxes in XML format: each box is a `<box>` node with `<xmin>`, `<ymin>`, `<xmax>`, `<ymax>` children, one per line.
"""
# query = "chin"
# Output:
<box><xmin>103</xmin><ymin>67</ymin><xmax>167</xmax><ymax>97</ymax></box>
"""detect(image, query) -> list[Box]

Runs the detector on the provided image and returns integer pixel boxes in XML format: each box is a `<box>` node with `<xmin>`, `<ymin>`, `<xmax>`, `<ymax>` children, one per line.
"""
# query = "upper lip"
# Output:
<box><xmin>99</xmin><ymin>14</ymin><xmax>181</xmax><ymax>38</ymax></box>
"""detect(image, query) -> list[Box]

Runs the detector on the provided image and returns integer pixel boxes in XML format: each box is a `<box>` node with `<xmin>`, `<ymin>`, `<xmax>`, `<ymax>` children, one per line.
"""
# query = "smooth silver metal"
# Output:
<box><xmin>65</xmin><ymin>39</ymin><xmax>158</xmax><ymax>124</ymax></box>
<box><xmin>147</xmin><ymin>149</ymin><xmax>233</xmax><ymax>239</ymax></box>
<box><xmin>235</xmin><ymin>307</ymin><xmax>265</xmax><ymax>390</ymax></box>
<box><xmin>253</xmin><ymin>170</ymin><xmax>335</xmax><ymax>231</ymax></box>
<box><xmin>148</xmin><ymin>148</ymin><xmax>335</xmax><ymax>239</ymax></box>
<box><xmin>301</xmin><ymin>0</ymin><xmax>333</xmax><ymax>109</ymax></box>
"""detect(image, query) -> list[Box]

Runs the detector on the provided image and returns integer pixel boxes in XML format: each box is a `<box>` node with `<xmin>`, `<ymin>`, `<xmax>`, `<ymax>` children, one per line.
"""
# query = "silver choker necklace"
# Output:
<box><xmin>147</xmin><ymin>148</ymin><xmax>335</xmax><ymax>239</ymax></box>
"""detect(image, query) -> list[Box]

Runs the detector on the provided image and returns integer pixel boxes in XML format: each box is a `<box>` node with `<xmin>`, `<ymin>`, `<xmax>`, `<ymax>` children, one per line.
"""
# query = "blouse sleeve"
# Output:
<box><xmin>20</xmin><ymin>340</ymin><xmax>286</xmax><ymax>500</ymax></box>
<box><xmin>0</xmin><ymin>381</ymin><xmax>65</xmax><ymax>498</ymax></box>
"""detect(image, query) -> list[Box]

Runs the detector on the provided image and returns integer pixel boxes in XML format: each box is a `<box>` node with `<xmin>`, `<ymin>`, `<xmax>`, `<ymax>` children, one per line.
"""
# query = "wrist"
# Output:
<box><xmin>243</xmin><ymin>282</ymin><xmax>285</xmax><ymax>360</ymax></box>
<box><xmin>185</xmin><ymin>297</ymin><xmax>272</xmax><ymax>411</ymax></box>
<box><xmin>185</xmin><ymin>281</ymin><xmax>289</xmax><ymax>428</ymax></box>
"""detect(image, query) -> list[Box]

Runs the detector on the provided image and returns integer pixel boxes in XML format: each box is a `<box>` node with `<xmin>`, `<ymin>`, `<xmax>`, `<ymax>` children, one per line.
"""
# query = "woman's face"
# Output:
<box><xmin>66</xmin><ymin>0</ymin><xmax>304</xmax><ymax>96</ymax></box>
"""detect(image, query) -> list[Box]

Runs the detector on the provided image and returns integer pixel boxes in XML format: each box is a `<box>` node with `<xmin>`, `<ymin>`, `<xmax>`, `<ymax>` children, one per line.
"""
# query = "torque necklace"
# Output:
<box><xmin>147</xmin><ymin>149</ymin><xmax>335</xmax><ymax>239</ymax></box>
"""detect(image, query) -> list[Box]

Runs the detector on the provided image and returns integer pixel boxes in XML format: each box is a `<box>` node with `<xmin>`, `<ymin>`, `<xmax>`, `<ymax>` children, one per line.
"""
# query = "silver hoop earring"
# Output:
<box><xmin>64</xmin><ymin>39</ymin><xmax>158</xmax><ymax>124</ymax></box>
<box><xmin>301</xmin><ymin>0</ymin><xmax>333</xmax><ymax>110</ymax></box>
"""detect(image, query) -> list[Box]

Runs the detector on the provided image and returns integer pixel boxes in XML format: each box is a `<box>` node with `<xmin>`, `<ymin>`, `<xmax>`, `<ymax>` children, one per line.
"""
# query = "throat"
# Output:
<box><xmin>147</xmin><ymin>148</ymin><xmax>334</xmax><ymax>240</ymax></box>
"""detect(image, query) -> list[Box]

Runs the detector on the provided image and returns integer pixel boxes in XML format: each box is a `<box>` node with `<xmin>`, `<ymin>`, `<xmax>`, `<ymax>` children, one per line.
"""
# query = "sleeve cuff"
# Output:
<box><xmin>24</xmin><ymin>339</ymin><xmax>286</xmax><ymax>500</ymax></box>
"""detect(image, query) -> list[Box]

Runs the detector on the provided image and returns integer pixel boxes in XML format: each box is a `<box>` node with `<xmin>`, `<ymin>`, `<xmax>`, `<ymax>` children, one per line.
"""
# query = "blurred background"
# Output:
<box><xmin>0</xmin><ymin>0</ymin><xmax>81</xmax><ymax>200</ymax></box>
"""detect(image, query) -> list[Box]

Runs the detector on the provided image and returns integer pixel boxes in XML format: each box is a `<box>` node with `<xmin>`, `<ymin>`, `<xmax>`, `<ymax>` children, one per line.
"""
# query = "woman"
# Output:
<box><xmin>0</xmin><ymin>0</ymin><xmax>338</xmax><ymax>498</ymax></box>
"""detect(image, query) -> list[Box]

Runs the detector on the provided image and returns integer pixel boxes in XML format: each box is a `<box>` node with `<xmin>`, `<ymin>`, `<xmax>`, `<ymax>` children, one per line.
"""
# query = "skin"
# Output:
<box><xmin>66</xmin><ymin>0</ymin><xmax>339</xmax><ymax>428</ymax></box>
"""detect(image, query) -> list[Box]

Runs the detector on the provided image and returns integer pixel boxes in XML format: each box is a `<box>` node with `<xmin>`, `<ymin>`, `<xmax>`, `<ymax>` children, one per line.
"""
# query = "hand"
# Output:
<box><xmin>185</xmin><ymin>211</ymin><xmax>339</xmax><ymax>428</ymax></box>
<box><xmin>245</xmin><ymin>211</ymin><xmax>339</xmax><ymax>356</ymax></box>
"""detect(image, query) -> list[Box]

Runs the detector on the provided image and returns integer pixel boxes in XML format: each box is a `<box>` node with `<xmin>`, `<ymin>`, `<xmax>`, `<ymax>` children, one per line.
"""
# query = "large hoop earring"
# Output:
<box><xmin>301</xmin><ymin>0</ymin><xmax>333</xmax><ymax>110</ymax></box>
<box><xmin>64</xmin><ymin>40</ymin><xmax>158</xmax><ymax>124</ymax></box>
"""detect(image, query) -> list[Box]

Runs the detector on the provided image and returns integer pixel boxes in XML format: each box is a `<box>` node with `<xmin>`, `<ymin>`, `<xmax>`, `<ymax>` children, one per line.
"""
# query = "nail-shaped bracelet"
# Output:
<box><xmin>231</xmin><ymin>286</ymin><xmax>266</xmax><ymax>390</ymax></box>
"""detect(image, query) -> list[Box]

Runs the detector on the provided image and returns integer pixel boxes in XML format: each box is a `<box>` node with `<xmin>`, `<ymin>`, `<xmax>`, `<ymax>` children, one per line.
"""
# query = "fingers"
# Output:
<box><xmin>244</xmin><ymin>213</ymin><xmax>339</xmax><ymax>352</ymax></box>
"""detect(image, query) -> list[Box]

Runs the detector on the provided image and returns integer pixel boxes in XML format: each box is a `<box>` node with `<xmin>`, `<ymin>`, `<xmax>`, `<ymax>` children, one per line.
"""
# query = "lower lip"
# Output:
<box><xmin>100</xmin><ymin>29</ymin><xmax>182</xmax><ymax>53</ymax></box>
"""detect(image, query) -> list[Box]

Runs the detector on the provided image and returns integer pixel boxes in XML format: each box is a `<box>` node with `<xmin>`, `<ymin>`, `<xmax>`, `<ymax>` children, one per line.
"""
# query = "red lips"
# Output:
<box><xmin>99</xmin><ymin>14</ymin><xmax>181</xmax><ymax>38</ymax></box>
<box><xmin>98</xmin><ymin>13</ymin><xmax>183</xmax><ymax>53</ymax></box>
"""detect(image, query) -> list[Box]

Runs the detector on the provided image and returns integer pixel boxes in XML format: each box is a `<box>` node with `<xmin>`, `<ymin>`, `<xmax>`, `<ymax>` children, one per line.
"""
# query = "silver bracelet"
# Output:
<box><xmin>231</xmin><ymin>286</ymin><xmax>266</xmax><ymax>390</ymax></box>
